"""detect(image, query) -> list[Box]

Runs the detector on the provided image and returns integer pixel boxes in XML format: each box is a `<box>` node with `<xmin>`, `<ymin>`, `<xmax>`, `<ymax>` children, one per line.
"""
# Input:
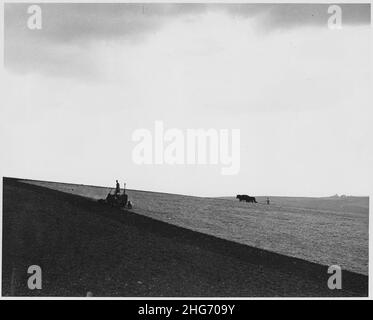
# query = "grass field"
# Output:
<box><xmin>2</xmin><ymin>178</ymin><xmax>368</xmax><ymax>297</ymax></box>
<box><xmin>20</xmin><ymin>178</ymin><xmax>369</xmax><ymax>275</ymax></box>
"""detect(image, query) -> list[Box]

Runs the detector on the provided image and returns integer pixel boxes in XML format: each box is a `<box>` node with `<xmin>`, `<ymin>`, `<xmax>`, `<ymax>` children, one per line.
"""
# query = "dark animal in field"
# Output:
<box><xmin>236</xmin><ymin>194</ymin><xmax>257</xmax><ymax>203</ymax></box>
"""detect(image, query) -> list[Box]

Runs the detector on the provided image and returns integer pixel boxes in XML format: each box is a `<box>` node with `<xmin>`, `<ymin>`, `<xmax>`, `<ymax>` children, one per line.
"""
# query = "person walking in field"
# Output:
<box><xmin>266</xmin><ymin>197</ymin><xmax>270</xmax><ymax>205</ymax></box>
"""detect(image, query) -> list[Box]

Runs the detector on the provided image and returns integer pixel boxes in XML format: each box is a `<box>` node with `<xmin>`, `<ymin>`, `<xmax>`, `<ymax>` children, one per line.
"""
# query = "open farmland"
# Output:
<box><xmin>20</xmin><ymin>178</ymin><xmax>369</xmax><ymax>275</ymax></box>
<box><xmin>2</xmin><ymin>178</ymin><xmax>368</xmax><ymax>296</ymax></box>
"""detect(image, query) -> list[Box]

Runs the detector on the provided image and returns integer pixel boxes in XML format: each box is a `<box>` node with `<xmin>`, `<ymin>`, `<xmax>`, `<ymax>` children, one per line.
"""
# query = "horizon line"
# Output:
<box><xmin>3</xmin><ymin>176</ymin><xmax>369</xmax><ymax>199</ymax></box>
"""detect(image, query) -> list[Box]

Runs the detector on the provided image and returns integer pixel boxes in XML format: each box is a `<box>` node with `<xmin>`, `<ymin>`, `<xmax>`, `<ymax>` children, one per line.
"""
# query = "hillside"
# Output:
<box><xmin>19</xmin><ymin>178</ymin><xmax>369</xmax><ymax>275</ymax></box>
<box><xmin>2</xmin><ymin>178</ymin><xmax>368</xmax><ymax>297</ymax></box>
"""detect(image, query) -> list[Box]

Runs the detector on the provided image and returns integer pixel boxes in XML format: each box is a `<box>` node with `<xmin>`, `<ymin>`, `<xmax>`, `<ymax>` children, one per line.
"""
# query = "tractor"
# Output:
<box><xmin>105</xmin><ymin>191</ymin><xmax>128</xmax><ymax>208</ymax></box>
<box><xmin>98</xmin><ymin>181</ymin><xmax>133</xmax><ymax>209</ymax></box>
<box><xmin>98</xmin><ymin>189</ymin><xmax>128</xmax><ymax>208</ymax></box>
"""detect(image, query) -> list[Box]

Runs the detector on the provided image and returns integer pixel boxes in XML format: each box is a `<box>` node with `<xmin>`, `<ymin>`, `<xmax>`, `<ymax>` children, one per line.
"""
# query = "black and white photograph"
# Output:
<box><xmin>0</xmin><ymin>1</ymin><xmax>371</xmax><ymax>301</ymax></box>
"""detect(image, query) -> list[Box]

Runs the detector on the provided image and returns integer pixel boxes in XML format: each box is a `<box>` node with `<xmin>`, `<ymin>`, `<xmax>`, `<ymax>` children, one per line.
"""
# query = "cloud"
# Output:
<box><xmin>4</xmin><ymin>3</ymin><xmax>370</xmax><ymax>79</ymax></box>
<box><xmin>4</xmin><ymin>3</ymin><xmax>207</xmax><ymax>78</ymax></box>
<box><xmin>267</xmin><ymin>4</ymin><xmax>370</xmax><ymax>32</ymax></box>
<box><xmin>221</xmin><ymin>4</ymin><xmax>370</xmax><ymax>31</ymax></box>
<box><xmin>5</xmin><ymin>3</ymin><xmax>370</xmax><ymax>41</ymax></box>
<box><xmin>1</xmin><ymin>5</ymin><xmax>372</xmax><ymax>196</ymax></box>
<box><xmin>5</xmin><ymin>3</ymin><xmax>207</xmax><ymax>43</ymax></box>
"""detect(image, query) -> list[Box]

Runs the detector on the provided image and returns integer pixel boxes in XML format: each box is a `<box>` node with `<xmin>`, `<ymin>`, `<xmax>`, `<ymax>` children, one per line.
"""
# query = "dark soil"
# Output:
<box><xmin>2</xmin><ymin>178</ymin><xmax>368</xmax><ymax>297</ymax></box>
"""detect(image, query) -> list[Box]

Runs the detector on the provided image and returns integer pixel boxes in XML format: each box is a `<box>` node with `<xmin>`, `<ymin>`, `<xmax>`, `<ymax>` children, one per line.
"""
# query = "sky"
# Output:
<box><xmin>1</xmin><ymin>3</ymin><xmax>372</xmax><ymax>197</ymax></box>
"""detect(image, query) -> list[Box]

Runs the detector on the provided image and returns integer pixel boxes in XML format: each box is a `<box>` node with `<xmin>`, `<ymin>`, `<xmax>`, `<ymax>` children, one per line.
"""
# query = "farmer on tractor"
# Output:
<box><xmin>98</xmin><ymin>180</ymin><xmax>130</xmax><ymax>208</ymax></box>
<box><xmin>115</xmin><ymin>180</ymin><xmax>120</xmax><ymax>196</ymax></box>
